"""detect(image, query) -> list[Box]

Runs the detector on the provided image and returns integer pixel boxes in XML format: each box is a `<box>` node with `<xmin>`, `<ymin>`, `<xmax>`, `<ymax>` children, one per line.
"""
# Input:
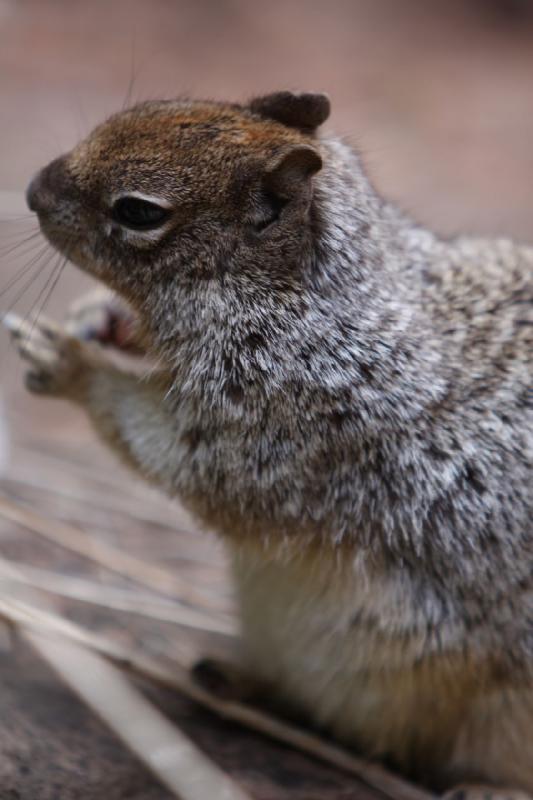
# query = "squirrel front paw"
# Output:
<box><xmin>65</xmin><ymin>287</ymin><xmax>143</xmax><ymax>354</ymax></box>
<box><xmin>5</xmin><ymin>313</ymin><xmax>93</xmax><ymax>400</ymax></box>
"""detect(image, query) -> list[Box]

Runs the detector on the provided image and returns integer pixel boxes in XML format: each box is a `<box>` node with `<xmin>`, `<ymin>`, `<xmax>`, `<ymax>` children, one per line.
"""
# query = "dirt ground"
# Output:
<box><xmin>1</xmin><ymin>1</ymin><xmax>533</xmax><ymax>798</ymax></box>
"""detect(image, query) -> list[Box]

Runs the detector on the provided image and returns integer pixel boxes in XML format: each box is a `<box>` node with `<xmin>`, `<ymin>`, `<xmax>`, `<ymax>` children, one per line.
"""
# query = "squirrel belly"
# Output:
<box><xmin>231</xmin><ymin>540</ymin><xmax>533</xmax><ymax>790</ymax></box>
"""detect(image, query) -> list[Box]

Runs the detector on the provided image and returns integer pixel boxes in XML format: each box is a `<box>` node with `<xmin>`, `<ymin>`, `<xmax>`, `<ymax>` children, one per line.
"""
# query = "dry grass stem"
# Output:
<box><xmin>0</xmin><ymin>494</ymin><xmax>228</xmax><ymax>617</ymax></box>
<box><xmin>15</xmin><ymin>441</ymin><xmax>180</xmax><ymax>511</ymax></box>
<box><xmin>0</xmin><ymin>587</ymin><xmax>435</xmax><ymax>800</ymax></box>
<box><xmin>22</xmin><ymin>629</ymin><xmax>252</xmax><ymax>800</ymax></box>
<box><xmin>0</xmin><ymin>559</ymin><xmax>252</xmax><ymax>798</ymax></box>
<box><xmin>7</xmin><ymin>464</ymin><xmax>205</xmax><ymax>542</ymax></box>
<box><xmin>1</xmin><ymin>563</ymin><xmax>236</xmax><ymax>636</ymax></box>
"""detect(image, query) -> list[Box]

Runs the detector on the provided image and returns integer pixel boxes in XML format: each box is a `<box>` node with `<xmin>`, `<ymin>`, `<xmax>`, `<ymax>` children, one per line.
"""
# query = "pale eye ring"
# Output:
<box><xmin>111</xmin><ymin>196</ymin><xmax>171</xmax><ymax>231</ymax></box>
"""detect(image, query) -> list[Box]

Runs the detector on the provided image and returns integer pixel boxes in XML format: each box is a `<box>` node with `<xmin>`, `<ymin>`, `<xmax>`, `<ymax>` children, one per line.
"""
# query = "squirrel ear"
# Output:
<box><xmin>250</xmin><ymin>91</ymin><xmax>330</xmax><ymax>133</ymax></box>
<box><xmin>263</xmin><ymin>144</ymin><xmax>323</xmax><ymax>201</ymax></box>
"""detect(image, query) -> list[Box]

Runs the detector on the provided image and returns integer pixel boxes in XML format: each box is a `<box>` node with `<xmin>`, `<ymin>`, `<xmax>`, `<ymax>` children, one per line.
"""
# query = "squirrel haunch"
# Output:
<box><xmin>21</xmin><ymin>91</ymin><xmax>533</xmax><ymax>795</ymax></box>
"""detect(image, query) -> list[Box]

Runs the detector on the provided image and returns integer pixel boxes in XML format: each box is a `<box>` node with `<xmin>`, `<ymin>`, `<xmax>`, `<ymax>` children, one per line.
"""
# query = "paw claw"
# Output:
<box><xmin>3</xmin><ymin>311</ymin><xmax>26</xmax><ymax>337</ymax></box>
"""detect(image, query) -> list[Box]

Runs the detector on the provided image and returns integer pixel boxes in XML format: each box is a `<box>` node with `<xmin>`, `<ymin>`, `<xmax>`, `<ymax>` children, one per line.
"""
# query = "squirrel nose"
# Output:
<box><xmin>26</xmin><ymin>171</ymin><xmax>44</xmax><ymax>212</ymax></box>
<box><xmin>26</xmin><ymin>156</ymin><xmax>69</xmax><ymax>215</ymax></box>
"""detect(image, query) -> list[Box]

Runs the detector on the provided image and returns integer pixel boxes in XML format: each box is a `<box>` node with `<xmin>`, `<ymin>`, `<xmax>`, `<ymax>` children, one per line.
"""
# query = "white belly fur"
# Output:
<box><xmin>229</xmin><ymin>541</ymin><xmax>485</xmax><ymax>773</ymax></box>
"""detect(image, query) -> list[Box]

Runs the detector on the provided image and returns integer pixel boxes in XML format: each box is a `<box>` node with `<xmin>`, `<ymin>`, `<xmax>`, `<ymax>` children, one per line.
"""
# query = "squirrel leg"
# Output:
<box><xmin>6</xmin><ymin>312</ymin><xmax>176</xmax><ymax>485</ymax></box>
<box><xmin>73</xmin><ymin>364</ymin><xmax>178</xmax><ymax>486</ymax></box>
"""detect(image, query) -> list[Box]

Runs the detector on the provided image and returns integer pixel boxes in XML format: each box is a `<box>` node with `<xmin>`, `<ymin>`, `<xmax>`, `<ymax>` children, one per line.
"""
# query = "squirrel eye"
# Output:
<box><xmin>111</xmin><ymin>196</ymin><xmax>171</xmax><ymax>230</ymax></box>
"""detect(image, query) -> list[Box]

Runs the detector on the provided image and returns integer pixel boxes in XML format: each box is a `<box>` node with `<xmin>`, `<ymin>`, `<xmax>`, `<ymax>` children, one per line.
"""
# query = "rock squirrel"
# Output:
<box><xmin>7</xmin><ymin>91</ymin><xmax>533</xmax><ymax>796</ymax></box>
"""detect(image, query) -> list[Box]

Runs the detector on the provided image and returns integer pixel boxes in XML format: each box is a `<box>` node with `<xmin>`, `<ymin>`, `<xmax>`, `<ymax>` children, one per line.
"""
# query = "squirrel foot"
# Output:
<box><xmin>443</xmin><ymin>785</ymin><xmax>532</xmax><ymax>800</ymax></box>
<box><xmin>191</xmin><ymin>657</ymin><xmax>268</xmax><ymax>704</ymax></box>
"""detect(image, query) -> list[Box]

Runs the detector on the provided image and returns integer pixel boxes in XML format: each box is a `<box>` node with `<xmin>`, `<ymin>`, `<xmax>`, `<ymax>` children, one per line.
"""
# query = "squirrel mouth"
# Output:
<box><xmin>35</xmin><ymin>217</ymin><xmax>75</xmax><ymax>258</ymax></box>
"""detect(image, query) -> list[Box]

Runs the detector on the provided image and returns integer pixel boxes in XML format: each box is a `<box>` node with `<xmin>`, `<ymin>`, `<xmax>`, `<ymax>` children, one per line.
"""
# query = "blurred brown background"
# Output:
<box><xmin>2</xmin><ymin>0</ymin><xmax>533</xmax><ymax>447</ymax></box>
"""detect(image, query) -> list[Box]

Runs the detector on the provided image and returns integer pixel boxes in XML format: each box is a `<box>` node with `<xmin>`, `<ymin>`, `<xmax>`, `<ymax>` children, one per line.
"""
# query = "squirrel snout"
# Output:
<box><xmin>25</xmin><ymin>172</ymin><xmax>43</xmax><ymax>212</ymax></box>
<box><xmin>26</xmin><ymin>156</ymin><xmax>69</xmax><ymax>215</ymax></box>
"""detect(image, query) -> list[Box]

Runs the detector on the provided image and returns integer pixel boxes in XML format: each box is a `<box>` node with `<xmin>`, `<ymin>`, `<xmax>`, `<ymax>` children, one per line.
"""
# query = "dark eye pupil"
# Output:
<box><xmin>112</xmin><ymin>197</ymin><xmax>170</xmax><ymax>230</ymax></box>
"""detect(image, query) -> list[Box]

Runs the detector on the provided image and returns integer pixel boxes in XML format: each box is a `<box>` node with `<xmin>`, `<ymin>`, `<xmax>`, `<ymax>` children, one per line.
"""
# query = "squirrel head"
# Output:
<box><xmin>26</xmin><ymin>91</ymin><xmax>330</xmax><ymax>310</ymax></box>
